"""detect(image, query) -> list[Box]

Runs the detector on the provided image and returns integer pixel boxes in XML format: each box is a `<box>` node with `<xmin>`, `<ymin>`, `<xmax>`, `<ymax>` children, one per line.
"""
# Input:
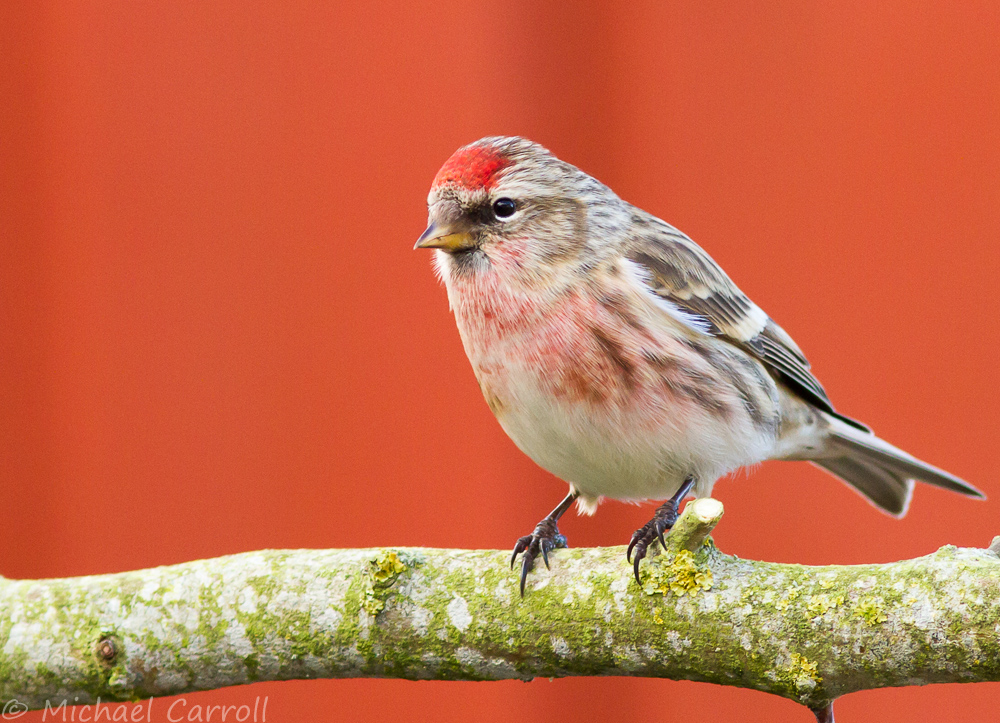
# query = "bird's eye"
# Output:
<box><xmin>492</xmin><ymin>198</ymin><xmax>517</xmax><ymax>219</ymax></box>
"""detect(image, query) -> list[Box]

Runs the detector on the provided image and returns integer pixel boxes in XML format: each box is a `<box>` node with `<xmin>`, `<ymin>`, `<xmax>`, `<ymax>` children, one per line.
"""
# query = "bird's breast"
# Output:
<box><xmin>446</xmin><ymin>268</ymin><xmax>634</xmax><ymax>410</ymax></box>
<box><xmin>443</xmin><ymin>260</ymin><xmax>772</xmax><ymax>426</ymax></box>
<box><xmin>438</xmin><ymin>257</ymin><xmax>782</xmax><ymax>500</ymax></box>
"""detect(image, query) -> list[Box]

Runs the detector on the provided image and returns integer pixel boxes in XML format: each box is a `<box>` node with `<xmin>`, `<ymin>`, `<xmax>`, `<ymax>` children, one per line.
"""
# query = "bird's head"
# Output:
<box><xmin>415</xmin><ymin>137</ymin><xmax>618</xmax><ymax>282</ymax></box>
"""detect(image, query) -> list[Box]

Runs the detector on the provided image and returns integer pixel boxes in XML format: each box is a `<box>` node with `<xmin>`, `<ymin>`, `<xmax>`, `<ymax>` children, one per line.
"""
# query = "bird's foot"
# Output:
<box><xmin>627</xmin><ymin>499</ymin><xmax>683</xmax><ymax>584</ymax></box>
<box><xmin>510</xmin><ymin>518</ymin><xmax>568</xmax><ymax>596</ymax></box>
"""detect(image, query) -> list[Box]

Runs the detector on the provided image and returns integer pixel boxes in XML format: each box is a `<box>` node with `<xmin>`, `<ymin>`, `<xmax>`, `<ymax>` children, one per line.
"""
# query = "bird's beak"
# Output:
<box><xmin>414</xmin><ymin>222</ymin><xmax>477</xmax><ymax>252</ymax></box>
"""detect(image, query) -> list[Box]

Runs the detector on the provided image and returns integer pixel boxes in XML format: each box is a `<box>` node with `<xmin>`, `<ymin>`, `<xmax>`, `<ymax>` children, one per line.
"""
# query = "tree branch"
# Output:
<box><xmin>2</xmin><ymin>499</ymin><xmax>999</xmax><ymax>717</ymax></box>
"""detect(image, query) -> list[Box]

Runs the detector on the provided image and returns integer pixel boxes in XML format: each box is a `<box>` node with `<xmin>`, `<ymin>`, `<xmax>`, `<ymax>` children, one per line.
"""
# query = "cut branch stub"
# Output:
<box><xmin>667</xmin><ymin>497</ymin><xmax>725</xmax><ymax>552</ymax></box>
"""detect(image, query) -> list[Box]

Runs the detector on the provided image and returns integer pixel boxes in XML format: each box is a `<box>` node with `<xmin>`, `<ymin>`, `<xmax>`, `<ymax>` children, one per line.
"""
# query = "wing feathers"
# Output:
<box><xmin>624</xmin><ymin>210</ymin><xmax>867</xmax><ymax>429</ymax></box>
<box><xmin>744</xmin><ymin>329</ymin><xmax>829</xmax><ymax>407</ymax></box>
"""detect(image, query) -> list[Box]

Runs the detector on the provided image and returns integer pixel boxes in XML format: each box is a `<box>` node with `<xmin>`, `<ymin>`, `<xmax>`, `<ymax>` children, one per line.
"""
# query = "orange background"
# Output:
<box><xmin>2</xmin><ymin>2</ymin><xmax>999</xmax><ymax>721</ymax></box>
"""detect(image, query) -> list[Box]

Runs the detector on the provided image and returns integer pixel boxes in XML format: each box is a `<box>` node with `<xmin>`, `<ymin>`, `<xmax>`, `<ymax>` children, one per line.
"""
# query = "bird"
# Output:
<box><xmin>414</xmin><ymin>136</ymin><xmax>985</xmax><ymax>595</ymax></box>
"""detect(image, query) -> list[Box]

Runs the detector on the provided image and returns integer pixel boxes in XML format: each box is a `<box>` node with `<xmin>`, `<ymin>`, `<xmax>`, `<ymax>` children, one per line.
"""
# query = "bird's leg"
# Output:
<box><xmin>627</xmin><ymin>476</ymin><xmax>696</xmax><ymax>584</ymax></box>
<box><xmin>510</xmin><ymin>490</ymin><xmax>578</xmax><ymax>596</ymax></box>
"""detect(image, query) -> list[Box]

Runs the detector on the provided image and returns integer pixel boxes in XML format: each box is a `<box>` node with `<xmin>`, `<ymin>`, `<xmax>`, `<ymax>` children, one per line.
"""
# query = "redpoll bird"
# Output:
<box><xmin>415</xmin><ymin>136</ymin><xmax>984</xmax><ymax>594</ymax></box>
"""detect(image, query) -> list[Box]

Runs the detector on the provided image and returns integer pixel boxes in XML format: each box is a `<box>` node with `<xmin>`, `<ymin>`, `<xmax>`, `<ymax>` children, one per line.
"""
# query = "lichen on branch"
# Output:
<box><xmin>2</xmin><ymin>499</ymin><xmax>999</xmax><ymax>715</ymax></box>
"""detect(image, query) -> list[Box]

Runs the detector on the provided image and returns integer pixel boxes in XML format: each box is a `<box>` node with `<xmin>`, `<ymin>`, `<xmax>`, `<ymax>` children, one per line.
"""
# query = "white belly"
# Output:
<box><xmin>489</xmin><ymin>364</ymin><xmax>773</xmax><ymax>512</ymax></box>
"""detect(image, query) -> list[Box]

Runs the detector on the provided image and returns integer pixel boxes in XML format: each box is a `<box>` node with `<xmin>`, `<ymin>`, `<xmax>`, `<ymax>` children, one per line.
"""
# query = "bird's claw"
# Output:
<box><xmin>626</xmin><ymin>503</ymin><xmax>681</xmax><ymax>584</ymax></box>
<box><xmin>510</xmin><ymin>518</ymin><xmax>567</xmax><ymax>596</ymax></box>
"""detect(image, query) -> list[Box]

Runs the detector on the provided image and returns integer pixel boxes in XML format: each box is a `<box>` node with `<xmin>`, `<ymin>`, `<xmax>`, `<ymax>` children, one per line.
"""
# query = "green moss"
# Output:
<box><xmin>244</xmin><ymin>652</ymin><xmax>260</xmax><ymax>680</ymax></box>
<box><xmin>196</xmin><ymin>582</ymin><xmax>230</xmax><ymax>648</ymax></box>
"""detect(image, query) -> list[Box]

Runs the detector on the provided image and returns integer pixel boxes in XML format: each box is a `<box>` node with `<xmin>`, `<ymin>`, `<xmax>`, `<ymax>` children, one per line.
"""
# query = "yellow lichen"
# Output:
<box><xmin>370</xmin><ymin>551</ymin><xmax>407</xmax><ymax>582</ymax></box>
<box><xmin>775</xmin><ymin>586</ymin><xmax>801</xmax><ymax>612</ymax></box>
<box><xmin>362</xmin><ymin>590</ymin><xmax>384</xmax><ymax>615</ymax></box>
<box><xmin>806</xmin><ymin>593</ymin><xmax>845</xmax><ymax>615</ymax></box>
<box><xmin>788</xmin><ymin>653</ymin><xmax>821</xmax><ymax>686</ymax></box>
<box><xmin>362</xmin><ymin>551</ymin><xmax>408</xmax><ymax>615</ymax></box>
<box><xmin>855</xmin><ymin>598</ymin><xmax>888</xmax><ymax>625</ymax></box>
<box><xmin>652</xmin><ymin>607</ymin><xmax>664</xmax><ymax>625</ymax></box>
<box><xmin>642</xmin><ymin>549</ymin><xmax>713</xmax><ymax>597</ymax></box>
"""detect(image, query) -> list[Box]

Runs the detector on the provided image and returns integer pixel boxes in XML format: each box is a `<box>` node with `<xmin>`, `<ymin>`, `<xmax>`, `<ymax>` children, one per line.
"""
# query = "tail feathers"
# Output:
<box><xmin>814</xmin><ymin>415</ymin><xmax>985</xmax><ymax>518</ymax></box>
<box><xmin>812</xmin><ymin>457</ymin><xmax>914</xmax><ymax>516</ymax></box>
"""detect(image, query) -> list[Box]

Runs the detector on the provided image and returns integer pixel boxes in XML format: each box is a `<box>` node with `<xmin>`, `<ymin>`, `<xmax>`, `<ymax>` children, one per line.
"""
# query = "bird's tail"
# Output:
<box><xmin>812</xmin><ymin>414</ymin><xmax>985</xmax><ymax>517</ymax></box>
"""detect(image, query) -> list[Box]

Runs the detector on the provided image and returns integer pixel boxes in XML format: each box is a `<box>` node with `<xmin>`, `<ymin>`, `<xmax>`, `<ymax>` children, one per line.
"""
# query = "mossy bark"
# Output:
<box><xmin>1</xmin><ymin>500</ymin><xmax>999</xmax><ymax>712</ymax></box>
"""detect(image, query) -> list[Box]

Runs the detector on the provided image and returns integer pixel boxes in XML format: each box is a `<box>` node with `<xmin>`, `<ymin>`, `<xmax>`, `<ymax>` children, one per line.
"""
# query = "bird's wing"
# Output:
<box><xmin>623</xmin><ymin>215</ymin><xmax>869</xmax><ymax>430</ymax></box>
